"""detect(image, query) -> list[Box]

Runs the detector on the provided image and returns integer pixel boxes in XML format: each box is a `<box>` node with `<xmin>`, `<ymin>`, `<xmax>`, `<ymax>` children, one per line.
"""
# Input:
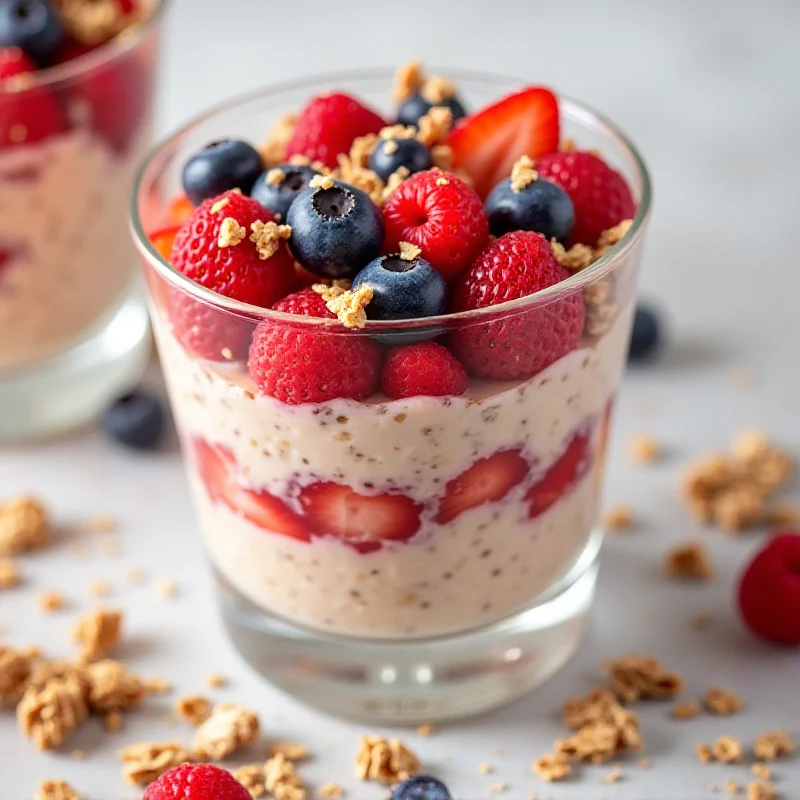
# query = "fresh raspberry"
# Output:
<box><xmin>0</xmin><ymin>47</ymin><xmax>66</xmax><ymax>148</ymax></box>
<box><xmin>382</xmin><ymin>170</ymin><xmax>489</xmax><ymax>282</ymax></box>
<box><xmin>537</xmin><ymin>151</ymin><xmax>635</xmax><ymax>246</ymax></box>
<box><xmin>248</xmin><ymin>288</ymin><xmax>382</xmax><ymax>404</ymax></box>
<box><xmin>738</xmin><ymin>533</ymin><xmax>800</xmax><ymax>646</ymax></box>
<box><xmin>450</xmin><ymin>231</ymin><xmax>584</xmax><ymax>380</ymax></box>
<box><xmin>285</xmin><ymin>92</ymin><xmax>386</xmax><ymax>168</ymax></box>
<box><xmin>381</xmin><ymin>342</ymin><xmax>467</xmax><ymax>400</ymax></box>
<box><xmin>143</xmin><ymin>763</ymin><xmax>251</xmax><ymax>800</ymax></box>
<box><xmin>170</xmin><ymin>190</ymin><xmax>297</xmax><ymax>307</ymax></box>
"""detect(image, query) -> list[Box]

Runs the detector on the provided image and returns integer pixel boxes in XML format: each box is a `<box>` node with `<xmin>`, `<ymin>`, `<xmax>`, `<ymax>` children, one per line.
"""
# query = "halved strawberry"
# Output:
<box><xmin>193</xmin><ymin>438</ymin><xmax>309</xmax><ymax>542</ymax></box>
<box><xmin>447</xmin><ymin>87</ymin><xmax>560</xmax><ymax>199</ymax></box>
<box><xmin>298</xmin><ymin>482</ymin><xmax>422</xmax><ymax>553</ymax></box>
<box><xmin>435</xmin><ymin>449</ymin><xmax>529</xmax><ymax>525</ymax></box>
<box><xmin>526</xmin><ymin>428</ymin><xmax>593</xmax><ymax>519</ymax></box>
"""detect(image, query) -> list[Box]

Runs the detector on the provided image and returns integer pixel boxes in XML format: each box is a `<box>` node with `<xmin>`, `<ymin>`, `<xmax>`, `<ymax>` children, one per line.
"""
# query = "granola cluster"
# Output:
<box><xmin>119</xmin><ymin>741</ymin><xmax>192</xmax><ymax>786</ymax></box>
<box><xmin>72</xmin><ymin>608</ymin><xmax>122</xmax><ymax>662</ymax></box>
<box><xmin>193</xmin><ymin>703</ymin><xmax>260</xmax><ymax>760</ymax></box>
<box><xmin>34</xmin><ymin>779</ymin><xmax>79</xmax><ymax>800</ymax></box>
<box><xmin>663</xmin><ymin>541</ymin><xmax>714</xmax><ymax>580</ymax></box>
<box><xmin>0</xmin><ymin>496</ymin><xmax>49</xmax><ymax>556</ymax></box>
<box><xmin>603</xmin><ymin>653</ymin><xmax>683</xmax><ymax>703</ymax></box>
<box><xmin>312</xmin><ymin>283</ymin><xmax>374</xmax><ymax>329</ymax></box>
<box><xmin>354</xmin><ymin>735</ymin><xmax>421</xmax><ymax>783</ymax></box>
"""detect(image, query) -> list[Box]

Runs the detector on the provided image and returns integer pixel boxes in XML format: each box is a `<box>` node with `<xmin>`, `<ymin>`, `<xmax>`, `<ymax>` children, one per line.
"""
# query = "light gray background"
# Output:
<box><xmin>2</xmin><ymin>0</ymin><xmax>800</xmax><ymax>797</ymax></box>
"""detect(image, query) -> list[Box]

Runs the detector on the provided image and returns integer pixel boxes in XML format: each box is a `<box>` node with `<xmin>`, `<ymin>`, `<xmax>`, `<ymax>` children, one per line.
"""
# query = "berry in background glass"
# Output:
<box><xmin>0</xmin><ymin>0</ymin><xmax>63</xmax><ymax>66</ymax></box>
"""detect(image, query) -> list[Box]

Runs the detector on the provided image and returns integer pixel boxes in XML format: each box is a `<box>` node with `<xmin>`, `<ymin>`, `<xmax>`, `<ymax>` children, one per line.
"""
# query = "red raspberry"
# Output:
<box><xmin>285</xmin><ymin>92</ymin><xmax>386</xmax><ymax>168</ymax></box>
<box><xmin>450</xmin><ymin>231</ymin><xmax>584</xmax><ymax>380</ymax></box>
<box><xmin>738</xmin><ymin>533</ymin><xmax>800</xmax><ymax>646</ymax></box>
<box><xmin>248</xmin><ymin>288</ymin><xmax>382</xmax><ymax>404</ymax></box>
<box><xmin>170</xmin><ymin>190</ymin><xmax>297</xmax><ymax>307</ymax></box>
<box><xmin>536</xmin><ymin>151</ymin><xmax>635</xmax><ymax>246</ymax></box>
<box><xmin>0</xmin><ymin>47</ymin><xmax>66</xmax><ymax>148</ymax></box>
<box><xmin>382</xmin><ymin>342</ymin><xmax>467</xmax><ymax>400</ymax></box>
<box><xmin>382</xmin><ymin>170</ymin><xmax>489</xmax><ymax>282</ymax></box>
<box><xmin>144</xmin><ymin>763</ymin><xmax>251</xmax><ymax>800</ymax></box>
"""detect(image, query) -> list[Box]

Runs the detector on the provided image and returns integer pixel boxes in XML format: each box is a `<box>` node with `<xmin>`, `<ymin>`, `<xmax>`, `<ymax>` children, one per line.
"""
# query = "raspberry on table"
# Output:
<box><xmin>143</xmin><ymin>763</ymin><xmax>252</xmax><ymax>800</ymax></box>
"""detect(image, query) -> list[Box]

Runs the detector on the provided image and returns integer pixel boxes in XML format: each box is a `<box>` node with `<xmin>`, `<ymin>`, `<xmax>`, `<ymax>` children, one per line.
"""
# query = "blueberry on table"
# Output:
<box><xmin>286</xmin><ymin>177</ymin><xmax>383</xmax><ymax>279</ymax></box>
<box><xmin>368</xmin><ymin>137</ymin><xmax>433</xmax><ymax>182</ymax></box>
<box><xmin>397</xmin><ymin>92</ymin><xmax>466</xmax><ymax>127</ymax></box>
<box><xmin>628</xmin><ymin>304</ymin><xmax>662</xmax><ymax>362</ymax></box>
<box><xmin>0</xmin><ymin>0</ymin><xmax>64</xmax><ymax>66</ymax></box>
<box><xmin>102</xmin><ymin>390</ymin><xmax>166</xmax><ymax>450</ymax></box>
<box><xmin>181</xmin><ymin>139</ymin><xmax>264</xmax><ymax>207</ymax></box>
<box><xmin>392</xmin><ymin>775</ymin><xmax>451</xmax><ymax>800</ymax></box>
<box><xmin>250</xmin><ymin>163</ymin><xmax>321</xmax><ymax>221</ymax></box>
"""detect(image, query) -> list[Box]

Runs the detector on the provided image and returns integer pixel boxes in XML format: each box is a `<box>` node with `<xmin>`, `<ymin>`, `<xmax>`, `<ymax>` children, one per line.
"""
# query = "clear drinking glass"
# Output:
<box><xmin>0</xmin><ymin>1</ymin><xmax>168</xmax><ymax>440</ymax></box>
<box><xmin>131</xmin><ymin>70</ymin><xmax>652</xmax><ymax>722</ymax></box>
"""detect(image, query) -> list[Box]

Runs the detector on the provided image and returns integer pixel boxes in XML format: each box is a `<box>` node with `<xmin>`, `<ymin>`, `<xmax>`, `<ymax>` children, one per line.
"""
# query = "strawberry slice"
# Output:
<box><xmin>435</xmin><ymin>449</ymin><xmax>529</xmax><ymax>525</ymax></box>
<box><xmin>526</xmin><ymin>428</ymin><xmax>593</xmax><ymax>519</ymax></box>
<box><xmin>170</xmin><ymin>195</ymin><xmax>195</xmax><ymax>224</ymax></box>
<box><xmin>447</xmin><ymin>87</ymin><xmax>560</xmax><ymax>199</ymax></box>
<box><xmin>298</xmin><ymin>482</ymin><xmax>422</xmax><ymax>553</ymax></box>
<box><xmin>149</xmin><ymin>224</ymin><xmax>182</xmax><ymax>261</ymax></box>
<box><xmin>193</xmin><ymin>439</ymin><xmax>309</xmax><ymax>542</ymax></box>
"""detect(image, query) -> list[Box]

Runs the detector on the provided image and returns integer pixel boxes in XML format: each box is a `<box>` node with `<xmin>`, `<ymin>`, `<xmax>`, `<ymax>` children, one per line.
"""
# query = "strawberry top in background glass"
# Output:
<box><xmin>132</xmin><ymin>62</ymin><xmax>652</xmax><ymax>722</ymax></box>
<box><xmin>0</xmin><ymin>0</ymin><xmax>166</xmax><ymax>440</ymax></box>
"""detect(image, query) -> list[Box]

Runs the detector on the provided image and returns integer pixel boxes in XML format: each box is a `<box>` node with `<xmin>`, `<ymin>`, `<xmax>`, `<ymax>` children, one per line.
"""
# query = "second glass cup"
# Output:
<box><xmin>132</xmin><ymin>70</ymin><xmax>651</xmax><ymax>722</ymax></box>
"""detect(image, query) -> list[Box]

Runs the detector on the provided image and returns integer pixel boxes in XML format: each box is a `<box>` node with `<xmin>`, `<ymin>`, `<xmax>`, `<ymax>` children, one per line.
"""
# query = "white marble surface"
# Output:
<box><xmin>3</xmin><ymin>0</ymin><xmax>800</xmax><ymax>797</ymax></box>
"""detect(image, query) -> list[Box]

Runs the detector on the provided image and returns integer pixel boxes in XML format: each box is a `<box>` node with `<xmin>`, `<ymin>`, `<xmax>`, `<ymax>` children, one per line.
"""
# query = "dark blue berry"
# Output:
<box><xmin>250</xmin><ymin>163</ymin><xmax>321</xmax><ymax>222</ymax></box>
<box><xmin>0</xmin><ymin>0</ymin><xmax>63</xmax><ymax>66</ymax></box>
<box><xmin>368</xmin><ymin>137</ymin><xmax>433</xmax><ymax>182</ymax></box>
<box><xmin>628</xmin><ymin>304</ymin><xmax>662</xmax><ymax>362</ymax></box>
<box><xmin>181</xmin><ymin>139</ymin><xmax>264</xmax><ymax>207</ymax></box>
<box><xmin>286</xmin><ymin>179</ymin><xmax>383</xmax><ymax>279</ymax></box>
<box><xmin>102</xmin><ymin>391</ymin><xmax>166</xmax><ymax>451</ymax></box>
<box><xmin>485</xmin><ymin>175</ymin><xmax>575</xmax><ymax>242</ymax></box>
<box><xmin>392</xmin><ymin>775</ymin><xmax>451</xmax><ymax>800</ymax></box>
<box><xmin>397</xmin><ymin>92</ymin><xmax>466</xmax><ymax>128</ymax></box>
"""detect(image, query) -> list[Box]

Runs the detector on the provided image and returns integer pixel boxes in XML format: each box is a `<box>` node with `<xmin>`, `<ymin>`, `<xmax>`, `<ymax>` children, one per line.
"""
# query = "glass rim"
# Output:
<box><xmin>130</xmin><ymin>66</ymin><xmax>653</xmax><ymax>330</ymax></box>
<box><xmin>0</xmin><ymin>0</ymin><xmax>170</xmax><ymax>90</ymax></box>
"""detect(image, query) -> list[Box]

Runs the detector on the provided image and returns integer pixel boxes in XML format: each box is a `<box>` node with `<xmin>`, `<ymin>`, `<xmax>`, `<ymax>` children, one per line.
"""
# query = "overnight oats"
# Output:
<box><xmin>132</xmin><ymin>64</ymin><xmax>652</xmax><ymax>721</ymax></box>
<box><xmin>0</xmin><ymin>0</ymin><xmax>165</xmax><ymax>439</ymax></box>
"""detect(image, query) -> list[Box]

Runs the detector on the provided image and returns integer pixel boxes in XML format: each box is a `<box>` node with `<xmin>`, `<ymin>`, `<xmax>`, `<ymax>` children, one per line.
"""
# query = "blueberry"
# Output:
<box><xmin>250</xmin><ymin>163</ymin><xmax>321</xmax><ymax>222</ymax></box>
<box><xmin>0</xmin><ymin>0</ymin><xmax>63</xmax><ymax>66</ymax></box>
<box><xmin>485</xmin><ymin>175</ymin><xmax>575</xmax><ymax>242</ymax></box>
<box><xmin>628</xmin><ymin>304</ymin><xmax>662</xmax><ymax>362</ymax></box>
<box><xmin>368</xmin><ymin>137</ymin><xmax>433</xmax><ymax>182</ymax></box>
<box><xmin>102</xmin><ymin>390</ymin><xmax>166</xmax><ymax>450</ymax></box>
<box><xmin>392</xmin><ymin>775</ymin><xmax>451</xmax><ymax>800</ymax></box>
<box><xmin>286</xmin><ymin>179</ymin><xmax>383</xmax><ymax>279</ymax></box>
<box><xmin>397</xmin><ymin>92</ymin><xmax>467</xmax><ymax>128</ymax></box>
<box><xmin>181</xmin><ymin>139</ymin><xmax>264</xmax><ymax>207</ymax></box>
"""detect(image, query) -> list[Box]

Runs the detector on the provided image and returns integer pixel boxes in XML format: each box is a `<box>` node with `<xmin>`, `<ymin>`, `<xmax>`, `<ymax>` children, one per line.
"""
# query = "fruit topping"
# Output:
<box><xmin>181</xmin><ymin>139</ymin><xmax>265</xmax><ymax>207</ymax></box>
<box><xmin>451</xmin><ymin>230</ymin><xmax>584</xmax><ymax>380</ymax></box>
<box><xmin>536</xmin><ymin>150</ymin><xmax>635</xmax><ymax>246</ymax></box>
<box><xmin>392</xmin><ymin>775</ymin><xmax>452</xmax><ymax>800</ymax></box>
<box><xmin>286</xmin><ymin>176</ymin><xmax>383</xmax><ymax>279</ymax></box>
<box><xmin>382</xmin><ymin>169</ymin><xmax>488</xmax><ymax>282</ymax></box>
<box><xmin>285</xmin><ymin>91</ymin><xmax>386</xmax><ymax>168</ymax></box>
<box><xmin>485</xmin><ymin>155</ymin><xmax>574</xmax><ymax>242</ymax></box>
<box><xmin>101</xmin><ymin>390</ymin><xmax>166</xmax><ymax>450</ymax></box>
<box><xmin>447</xmin><ymin>86</ymin><xmax>559</xmax><ymax>199</ymax></box>
<box><xmin>0</xmin><ymin>0</ymin><xmax>64</xmax><ymax>66</ymax></box>
<box><xmin>250</xmin><ymin>162</ymin><xmax>321</xmax><ymax>221</ymax></box>
<box><xmin>143</xmin><ymin>761</ymin><xmax>253</xmax><ymax>800</ymax></box>
<box><xmin>394</xmin><ymin>61</ymin><xmax>466</xmax><ymax>128</ymax></box>
<box><xmin>170</xmin><ymin>190</ymin><xmax>297</xmax><ymax>307</ymax></box>
<box><xmin>381</xmin><ymin>341</ymin><xmax>467</xmax><ymax>400</ymax></box>
<box><xmin>628</xmin><ymin>303</ymin><xmax>662</xmax><ymax>362</ymax></box>
<box><xmin>248</xmin><ymin>287</ymin><xmax>382</xmax><ymax>404</ymax></box>
<box><xmin>368</xmin><ymin>135</ymin><xmax>433</xmax><ymax>182</ymax></box>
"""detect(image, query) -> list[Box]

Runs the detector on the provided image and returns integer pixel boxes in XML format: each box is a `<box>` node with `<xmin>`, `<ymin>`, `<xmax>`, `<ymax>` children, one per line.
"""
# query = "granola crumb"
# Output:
<box><xmin>532</xmin><ymin>753</ymin><xmax>571</xmax><ymax>782</ymax></box>
<box><xmin>753</xmin><ymin>730</ymin><xmax>795</xmax><ymax>761</ymax></box>
<box><xmin>233</xmin><ymin>765</ymin><xmax>266</xmax><ymax>799</ymax></box>
<box><xmin>747</xmin><ymin>782</ymin><xmax>777</xmax><ymax>800</ymax></box>
<box><xmin>34</xmin><ymin>779</ymin><xmax>79</xmax><ymax>800</ymax></box>
<box><xmin>123</xmin><ymin>567</ymin><xmax>144</xmax><ymax>584</ymax></box>
<box><xmin>636</xmin><ymin>758</ymin><xmax>651</xmax><ymax>768</ymax></box>
<box><xmin>420</xmin><ymin>74</ymin><xmax>457</xmax><ymax>105</ymax></box>
<box><xmin>144</xmin><ymin>677</ymin><xmax>171</xmax><ymax>695</ymax></box>
<box><xmin>416</xmin><ymin>106</ymin><xmax>453</xmax><ymax>148</ymax></box>
<box><xmin>0</xmin><ymin>557</ymin><xmax>20</xmax><ymax>588</ymax></box>
<box><xmin>393</xmin><ymin>59</ymin><xmax>425</xmax><ymax>102</ymax></box>
<box><xmin>249</xmin><ymin>220</ymin><xmax>292</xmax><ymax>260</ymax></box>
<box><xmin>704</xmin><ymin>686</ymin><xmax>744</xmax><ymax>715</ymax></box>
<box><xmin>193</xmin><ymin>703</ymin><xmax>260</xmax><ymax>760</ymax></box>
<box><xmin>17</xmin><ymin>671</ymin><xmax>89</xmax><ymax>749</ymax></box>
<box><xmin>38</xmin><ymin>591</ymin><xmax>66</xmax><ymax>613</ymax></box>
<box><xmin>382</xmin><ymin>139</ymin><xmax>399</xmax><ymax>155</ymax></box>
<box><xmin>478</xmin><ymin>763</ymin><xmax>493</xmax><ymax>774</ymax></box>
<box><xmin>265</xmin><ymin>167</ymin><xmax>286</xmax><ymax>187</ymax></box>
<box><xmin>218</xmin><ymin>217</ymin><xmax>247</xmax><ymax>248</ymax></box>
<box><xmin>399</xmin><ymin>241</ymin><xmax>422</xmax><ymax>261</ymax></box>
<box><xmin>0</xmin><ymin>496</ymin><xmax>49</xmax><ymax>555</ymax></box>
<box><xmin>692</xmin><ymin>612</ymin><xmax>712</xmax><ymax>629</ymax></box>
<box><xmin>265</xmin><ymin>752</ymin><xmax>307</xmax><ymax>800</ymax></box>
<box><xmin>487</xmin><ymin>782</ymin><xmax>508</xmax><ymax>794</ymax></box>
<box><xmin>155</xmin><ymin>579</ymin><xmax>177</xmax><ymax>599</ymax></box>
<box><xmin>417</xmin><ymin>722</ymin><xmax>436</xmax><ymax>737</ymax></box>
<box><xmin>206</xmin><ymin>672</ymin><xmax>228</xmax><ymax>689</ymax></box>
<box><xmin>72</xmin><ymin>608</ymin><xmax>122</xmax><ymax>661</ymax></box>
<box><xmin>751</xmin><ymin>764</ymin><xmax>771</xmax><ymax>781</ymax></box>
<box><xmin>119</xmin><ymin>742</ymin><xmax>192</xmax><ymax>785</ymax></box>
<box><xmin>713</xmin><ymin>736</ymin><xmax>744</xmax><ymax>764</ymax></box>
<box><xmin>309</xmin><ymin>174</ymin><xmax>335</xmax><ymax>191</ymax></box>
<box><xmin>664</xmin><ymin>540</ymin><xmax>714</xmax><ymax>580</ymax></box>
<box><xmin>672</xmin><ymin>699</ymin><xmax>701</xmax><ymax>720</ymax></box>
<box><xmin>510</xmin><ymin>155</ymin><xmax>538</xmax><ymax>192</ymax></box>
<box><xmin>595</xmin><ymin>219</ymin><xmax>633</xmax><ymax>254</ymax></box>
<box><xmin>0</xmin><ymin>645</ymin><xmax>32</xmax><ymax>703</ymax></box>
<box><xmin>603</xmin><ymin>505</ymin><xmax>634</xmax><ymax>532</ymax></box>
<box><xmin>260</xmin><ymin>113</ymin><xmax>297</xmax><ymax>166</ymax></box>
<box><xmin>697</xmin><ymin>743</ymin><xmax>714</xmax><ymax>764</ymax></box>
<box><xmin>435</xmin><ymin>176</ymin><xmax>450</xmax><ymax>186</ymax></box>
<box><xmin>603</xmin><ymin>653</ymin><xmax>683</xmax><ymax>703</ymax></box>
<box><xmin>312</xmin><ymin>283</ymin><xmax>373</xmax><ymax>329</ymax></box>
<box><xmin>269</xmin><ymin>742</ymin><xmax>310</xmax><ymax>762</ymax></box>
<box><xmin>175</xmin><ymin>694</ymin><xmax>212</xmax><ymax>726</ymax></box>
<box><xmin>88</xmin><ymin>579</ymin><xmax>111</xmax><ymax>597</ymax></box>
<box><xmin>318</xmin><ymin>783</ymin><xmax>344</xmax><ymax>798</ymax></box>
<box><xmin>105</xmin><ymin>709</ymin><xmax>124</xmax><ymax>732</ymax></box>
<box><xmin>627</xmin><ymin>433</ymin><xmax>663</xmax><ymax>464</ymax></box>
<box><xmin>601</xmin><ymin>766</ymin><xmax>623</xmax><ymax>783</ymax></box>
<box><xmin>550</xmin><ymin>240</ymin><xmax>595</xmax><ymax>272</ymax></box>
<box><xmin>87</xmin><ymin>659</ymin><xmax>144</xmax><ymax>712</ymax></box>
<box><xmin>382</xmin><ymin>166</ymin><xmax>410</xmax><ymax>200</ymax></box>
<box><xmin>354</xmin><ymin>735</ymin><xmax>420</xmax><ymax>783</ymax></box>
<box><xmin>725</xmin><ymin>780</ymin><xmax>743</xmax><ymax>794</ymax></box>
<box><xmin>210</xmin><ymin>197</ymin><xmax>231</xmax><ymax>214</ymax></box>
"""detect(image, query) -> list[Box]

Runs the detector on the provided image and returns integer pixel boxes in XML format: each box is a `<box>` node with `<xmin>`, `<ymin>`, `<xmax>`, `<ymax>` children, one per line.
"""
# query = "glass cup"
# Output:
<box><xmin>131</xmin><ymin>70</ymin><xmax>652</xmax><ymax>722</ymax></box>
<box><xmin>0</xmin><ymin>1</ymin><xmax>168</xmax><ymax>440</ymax></box>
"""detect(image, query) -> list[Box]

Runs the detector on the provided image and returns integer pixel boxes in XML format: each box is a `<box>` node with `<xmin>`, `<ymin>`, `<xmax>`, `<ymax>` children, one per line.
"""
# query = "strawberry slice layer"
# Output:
<box><xmin>435</xmin><ymin>449</ymin><xmax>529</xmax><ymax>525</ymax></box>
<box><xmin>526</xmin><ymin>428</ymin><xmax>593</xmax><ymax>519</ymax></box>
<box><xmin>447</xmin><ymin>87</ymin><xmax>560</xmax><ymax>199</ymax></box>
<box><xmin>193</xmin><ymin>438</ymin><xmax>309</xmax><ymax>542</ymax></box>
<box><xmin>299</xmin><ymin>482</ymin><xmax>422</xmax><ymax>553</ymax></box>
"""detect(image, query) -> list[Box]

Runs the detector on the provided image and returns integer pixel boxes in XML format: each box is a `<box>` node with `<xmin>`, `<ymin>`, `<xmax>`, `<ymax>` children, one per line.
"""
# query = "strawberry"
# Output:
<box><xmin>285</xmin><ymin>92</ymin><xmax>386</xmax><ymax>168</ymax></box>
<box><xmin>450</xmin><ymin>231</ymin><xmax>584</xmax><ymax>380</ymax></box>
<box><xmin>537</xmin><ymin>151</ymin><xmax>635</xmax><ymax>246</ymax></box>
<box><xmin>248</xmin><ymin>288</ymin><xmax>382</xmax><ymax>404</ymax></box>
<box><xmin>382</xmin><ymin>342</ymin><xmax>467</xmax><ymax>400</ymax></box>
<box><xmin>447</xmin><ymin>87</ymin><xmax>559</xmax><ymax>198</ymax></box>
<box><xmin>526</xmin><ymin>428</ymin><xmax>592</xmax><ymax>519</ymax></box>
<box><xmin>170</xmin><ymin>190</ymin><xmax>297</xmax><ymax>307</ymax></box>
<box><xmin>149</xmin><ymin>223</ymin><xmax>181</xmax><ymax>261</ymax></box>
<box><xmin>169</xmin><ymin>194</ymin><xmax>195</xmax><ymax>224</ymax></box>
<box><xmin>193</xmin><ymin>438</ymin><xmax>309</xmax><ymax>542</ymax></box>
<box><xmin>299</xmin><ymin>482</ymin><xmax>422</xmax><ymax>552</ymax></box>
<box><xmin>435</xmin><ymin>450</ymin><xmax>529</xmax><ymax>525</ymax></box>
<box><xmin>144</xmin><ymin>764</ymin><xmax>252</xmax><ymax>800</ymax></box>
<box><xmin>0</xmin><ymin>47</ymin><xmax>66</xmax><ymax>148</ymax></box>
<box><xmin>382</xmin><ymin>169</ymin><xmax>489</xmax><ymax>282</ymax></box>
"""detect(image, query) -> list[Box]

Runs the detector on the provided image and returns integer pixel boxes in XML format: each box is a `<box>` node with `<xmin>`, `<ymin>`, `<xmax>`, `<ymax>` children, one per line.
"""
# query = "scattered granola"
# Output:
<box><xmin>416</xmin><ymin>107</ymin><xmax>453</xmax><ymax>148</ymax></box>
<box><xmin>532</xmin><ymin>753</ymin><xmax>571</xmax><ymax>782</ymax></box>
<box><xmin>399</xmin><ymin>241</ymin><xmax>422</xmax><ymax>261</ymax></box>
<box><xmin>318</xmin><ymin>783</ymin><xmax>344</xmax><ymax>798</ymax></box>
<box><xmin>265</xmin><ymin>752</ymin><xmax>307</xmax><ymax>800</ymax></box>
<box><xmin>86</xmin><ymin>660</ymin><xmax>143</xmax><ymax>712</ymax></box>
<box><xmin>604</xmin><ymin>653</ymin><xmax>683</xmax><ymax>703</ymax></box>
<box><xmin>601</xmin><ymin>766</ymin><xmax>623</xmax><ymax>783</ymax></box>
<box><xmin>747</xmin><ymin>782</ymin><xmax>777</xmax><ymax>800</ymax></box>
<box><xmin>697</xmin><ymin>743</ymin><xmax>714</xmax><ymax>764</ymax></box>
<box><xmin>724</xmin><ymin>780</ymin><xmax>743</xmax><ymax>794</ymax></box>
<box><xmin>0</xmin><ymin>496</ymin><xmax>49</xmax><ymax>555</ymax></box>
<box><xmin>88</xmin><ymin>579</ymin><xmax>111</xmax><ymax>598</ymax></box>
<box><xmin>269</xmin><ymin>742</ymin><xmax>310</xmax><ymax>762</ymax></box>
<box><xmin>233</xmin><ymin>764</ymin><xmax>266</xmax><ymax>799</ymax></box>
<box><xmin>34</xmin><ymin>779</ymin><xmax>79</xmax><ymax>800</ymax></box>
<box><xmin>105</xmin><ymin>709</ymin><xmax>123</xmax><ymax>733</ymax></box>
<box><xmin>510</xmin><ymin>156</ymin><xmax>538</xmax><ymax>192</ymax></box>
<box><xmin>602</xmin><ymin>505</ymin><xmax>635</xmax><ymax>532</ymax></box>
<box><xmin>751</xmin><ymin>764</ymin><xmax>772</xmax><ymax>781</ymax></box>
<box><xmin>250</xmin><ymin>220</ymin><xmax>292</xmax><ymax>260</ymax></box>
<box><xmin>144</xmin><ymin>677</ymin><xmax>171</xmax><ymax>695</ymax></box>
<box><xmin>176</xmin><ymin>694</ymin><xmax>212</xmax><ymax>726</ymax></box>
<box><xmin>753</xmin><ymin>730</ymin><xmax>795</xmax><ymax>761</ymax></box>
<box><xmin>487</xmin><ymin>782</ymin><xmax>508</xmax><ymax>794</ymax></box>
<box><xmin>354</xmin><ymin>735</ymin><xmax>420</xmax><ymax>783</ymax></box>
<box><xmin>393</xmin><ymin>60</ymin><xmax>424</xmax><ymax>102</ymax></box>
<box><xmin>478</xmin><ymin>763</ymin><xmax>493</xmax><ymax>774</ymax></box>
<box><xmin>155</xmin><ymin>580</ymin><xmax>177</xmax><ymax>599</ymax></box>
<box><xmin>704</xmin><ymin>686</ymin><xmax>744</xmax><ymax>716</ymax></box>
<box><xmin>17</xmin><ymin>673</ymin><xmax>89</xmax><ymax>749</ymax></box>
<box><xmin>420</xmin><ymin>74</ymin><xmax>457</xmax><ymax>105</ymax></box>
<box><xmin>260</xmin><ymin>113</ymin><xmax>297</xmax><ymax>166</ymax></box>
<box><xmin>417</xmin><ymin>722</ymin><xmax>436</xmax><ymax>737</ymax></box>
<box><xmin>672</xmin><ymin>699</ymin><xmax>701</xmax><ymax>720</ymax></box>
<box><xmin>73</xmin><ymin>608</ymin><xmax>122</xmax><ymax>661</ymax></box>
<box><xmin>0</xmin><ymin>646</ymin><xmax>32</xmax><ymax>703</ymax></box>
<box><xmin>309</xmin><ymin>174</ymin><xmax>335</xmax><ymax>191</ymax></box>
<box><xmin>627</xmin><ymin>434</ymin><xmax>663</xmax><ymax>465</ymax></box>
<box><xmin>0</xmin><ymin>557</ymin><xmax>20</xmax><ymax>588</ymax></box>
<box><xmin>312</xmin><ymin>283</ymin><xmax>373</xmax><ymax>329</ymax></box>
<box><xmin>664</xmin><ymin>541</ymin><xmax>714</xmax><ymax>580</ymax></box>
<box><xmin>193</xmin><ymin>703</ymin><xmax>260</xmax><ymax>760</ymax></box>
<box><xmin>119</xmin><ymin>742</ymin><xmax>192</xmax><ymax>785</ymax></box>
<box><xmin>333</xmin><ymin>156</ymin><xmax>384</xmax><ymax>206</ymax></box>
<box><xmin>712</xmin><ymin>736</ymin><xmax>744</xmax><ymax>764</ymax></box>
<box><xmin>38</xmin><ymin>591</ymin><xmax>66</xmax><ymax>613</ymax></box>
<box><xmin>550</xmin><ymin>240</ymin><xmax>594</xmax><ymax>272</ymax></box>
<box><xmin>206</xmin><ymin>672</ymin><xmax>228</xmax><ymax>689</ymax></box>
<box><xmin>382</xmin><ymin>166</ymin><xmax>410</xmax><ymax>201</ymax></box>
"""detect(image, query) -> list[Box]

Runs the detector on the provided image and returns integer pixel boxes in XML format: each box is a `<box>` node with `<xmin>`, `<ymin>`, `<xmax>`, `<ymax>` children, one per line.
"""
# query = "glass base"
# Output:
<box><xmin>217</xmin><ymin>529</ymin><xmax>602</xmax><ymax>723</ymax></box>
<box><xmin>0</xmin><ymin>292</ymin><xmax>151</xmax><ymax>441</ymax></box>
